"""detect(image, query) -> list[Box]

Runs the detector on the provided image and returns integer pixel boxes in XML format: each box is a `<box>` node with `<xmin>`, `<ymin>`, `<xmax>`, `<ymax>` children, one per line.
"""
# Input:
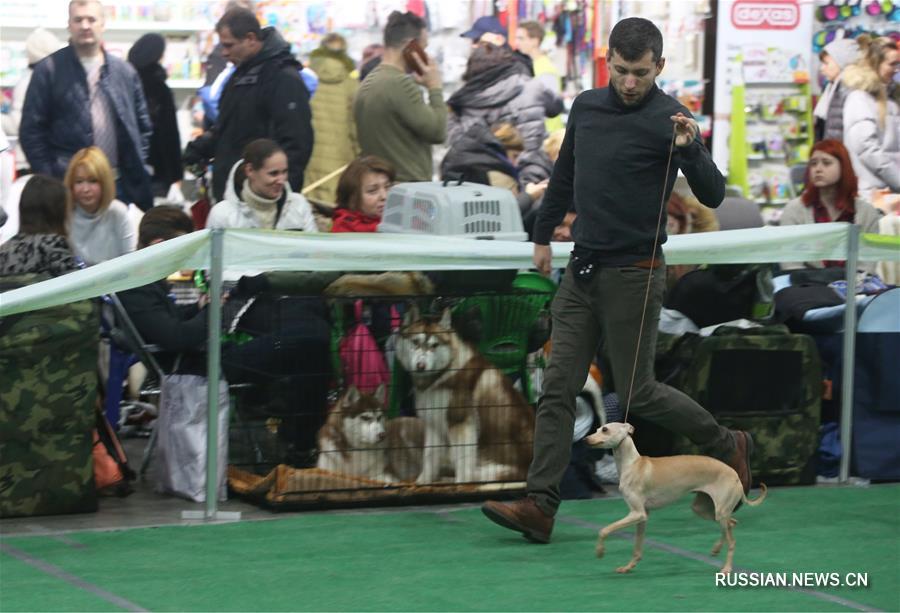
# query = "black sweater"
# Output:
<box><xmin>117</xmin><ymin>280</ymin><xmax>208</xmax><ymax>373</ymax></box>
<box><xmin>533</xmin><ymin>85</ymin><xmax>725</xmax><ymax>264</ymax></box>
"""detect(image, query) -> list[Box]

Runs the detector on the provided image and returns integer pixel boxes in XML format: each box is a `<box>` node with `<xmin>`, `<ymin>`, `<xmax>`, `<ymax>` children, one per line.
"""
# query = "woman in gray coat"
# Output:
<box><xmin>446</xmin><ymin>43</ymin><xmax>563</xmax><ymax>183</ymax></box>
<box><xmin>841</xmin><ymin>35</ymin><xmax>900</xmax><ymax>197</ymax></box>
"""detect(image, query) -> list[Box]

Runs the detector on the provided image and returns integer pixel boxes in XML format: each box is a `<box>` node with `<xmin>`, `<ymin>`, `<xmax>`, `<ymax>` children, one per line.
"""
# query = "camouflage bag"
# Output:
<box><xmin>658</xmin><ymin>325</ymin><xmax>822</xmax><ymax>485</ymax></box>
<box><xmin>0</xmin><ymin>274</ymin><xmax>100</xmax><ymax>517</ymax></box>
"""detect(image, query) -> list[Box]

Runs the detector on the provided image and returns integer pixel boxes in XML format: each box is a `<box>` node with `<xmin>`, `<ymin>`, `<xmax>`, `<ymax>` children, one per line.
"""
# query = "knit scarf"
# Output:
<box><xmin>241</xmin><ymin>183</ymin><xmax>279</xmax><ymax>229</ymax></box>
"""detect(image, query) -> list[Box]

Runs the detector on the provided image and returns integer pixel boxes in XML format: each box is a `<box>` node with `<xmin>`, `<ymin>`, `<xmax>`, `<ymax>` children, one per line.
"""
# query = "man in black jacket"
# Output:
<box><xmin>184</xmin><ymin>8</ymin><xmax>313</xmax><ymax>201</ymax></box>
<box><xmin>481</xmin><ymin>18</ymin><xmax>754</xmax><ymax>544</ymax></box>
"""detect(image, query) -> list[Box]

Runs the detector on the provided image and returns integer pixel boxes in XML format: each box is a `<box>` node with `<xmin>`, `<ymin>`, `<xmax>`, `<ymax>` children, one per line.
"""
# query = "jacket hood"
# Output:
<box><xmin>128</xmin><ymin>33</ymin><xmax>165</xmax><ymax>69</ymax></box>
<box><xmin>447</xmin><ymin>63</ymin><xmax>527</xmax><ymax>112</ymax></box>
<box><xmin>441</xmin><ymin>123</ymin><xmax>518</xmax><ymax>180</ymax></box>
<box><xmin>224</xmin><ymin>158</ymin><xmax>295</xmax><ymax>203</ymax></box>
<box><xmin>841</xmin><ymin>63</ymin><xmax>886</xmax><ymax>97</ymax></box>
<box><xmin>310</xmin><ymin>47</ymin><xmax>355</xmax><ymax>82</ymax></box>
<box><xmin>242</xmin><ymin>27</ymin><xmax>299</xmax><ymax>71</ymax></box>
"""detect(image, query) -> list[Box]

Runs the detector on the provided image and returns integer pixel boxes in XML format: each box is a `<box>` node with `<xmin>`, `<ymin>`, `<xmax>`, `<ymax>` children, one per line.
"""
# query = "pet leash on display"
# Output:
<box><xmin>622</xmin><ymin>123</ymin><xmax>678</xmax><ymax>424</ymax></box>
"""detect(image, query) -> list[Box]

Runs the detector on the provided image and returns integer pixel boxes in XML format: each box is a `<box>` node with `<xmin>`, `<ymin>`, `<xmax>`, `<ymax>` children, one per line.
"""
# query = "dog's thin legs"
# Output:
<box><xmin>596</xmin><ymin>509</ymin><xmax>647</xmax><ymax>562</ymax></box>
<box><xmin>711</xmin><ymin>517</ymin><xmax>737</xmax><ymax>556</ymax></box>
<box><xmin>718</xmin><ymin>517</ymin><xmax>737</xmax><ymax>573</ymax></box>
<box><xmin>616</xmin><ymin>520</ymin><xmax>646</xmax><ymax>573</ymax></box>
<box><xmin>448</xmin><ymin>422</ymin><xmax>478</xmax><ymax>483</ymax></box>
<box><xmin>416</xmin><ymin>430</ymin><xmax>442</xmax><ymax>484</ymax></box>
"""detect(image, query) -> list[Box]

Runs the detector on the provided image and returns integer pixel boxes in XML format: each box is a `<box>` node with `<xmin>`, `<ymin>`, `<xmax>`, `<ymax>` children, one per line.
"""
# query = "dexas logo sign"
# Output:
<box><xmin>731</xmin><ymin>0</ymin><xmax>800</xmax><ymax>29</ymax></box>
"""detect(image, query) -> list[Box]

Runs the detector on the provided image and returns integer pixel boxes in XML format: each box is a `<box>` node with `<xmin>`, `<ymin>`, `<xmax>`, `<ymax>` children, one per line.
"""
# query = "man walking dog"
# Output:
<box><xmin>482</xmin><ymin>17</ymin><xmax>753</xmax><ymax>544</ymax></box>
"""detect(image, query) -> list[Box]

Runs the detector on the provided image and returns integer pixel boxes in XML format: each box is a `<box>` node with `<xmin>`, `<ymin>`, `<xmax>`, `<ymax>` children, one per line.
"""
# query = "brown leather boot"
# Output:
<box><xmin>727</xmin><ymin>431</ymin><xmax>754</xmax><ymax>495</ymax></box>
<box><xmin>482</xmin><ymin>497</ymin><xmax>554</xmax><ymax>544</ymax></box>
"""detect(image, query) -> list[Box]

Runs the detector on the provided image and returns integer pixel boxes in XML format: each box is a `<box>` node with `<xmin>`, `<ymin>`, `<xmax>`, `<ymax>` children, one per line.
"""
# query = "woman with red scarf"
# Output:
<box><xmin>780</xmin><ymin>139</ymin><xmax>882</xmax><ymax>270</ymax></box>
<box><xmin>331</xmin><ymin>156</ymin><xmax>395</xmax><ymax>233</ymax></box>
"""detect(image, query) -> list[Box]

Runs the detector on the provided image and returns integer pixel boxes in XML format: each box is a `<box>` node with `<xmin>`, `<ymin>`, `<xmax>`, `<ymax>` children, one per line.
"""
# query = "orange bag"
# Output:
<box><xmin>92</xmin><ymin>411</ymin><xmax>135</xmax><ymax>496</ymax></box>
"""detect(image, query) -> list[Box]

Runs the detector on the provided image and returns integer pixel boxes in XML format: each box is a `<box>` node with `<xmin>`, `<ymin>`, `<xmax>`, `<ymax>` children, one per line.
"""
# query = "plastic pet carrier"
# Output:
<box><xmin>378</xmin><ymin>180</ymin><xmax>527</xmax><ymax>241</ymax></box>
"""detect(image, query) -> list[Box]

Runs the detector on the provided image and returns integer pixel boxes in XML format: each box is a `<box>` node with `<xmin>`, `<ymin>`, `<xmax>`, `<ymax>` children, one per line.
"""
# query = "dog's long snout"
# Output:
<box><xmin>415</xmin><ymin>360</ymin><xmax>427</xmax><ymax>371</ymax></box>
<box><xmin>585</xmin><ymin>431</ymin><xmax>605</xmax><ymax>447</ymax></box>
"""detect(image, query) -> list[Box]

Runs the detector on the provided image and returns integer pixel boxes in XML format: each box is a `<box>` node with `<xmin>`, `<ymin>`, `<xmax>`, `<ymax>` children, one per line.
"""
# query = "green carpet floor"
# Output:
<box><xmin>1</xmin><ymin>485</ymin><xmax>898</xmax><ymax>612</ymax></box>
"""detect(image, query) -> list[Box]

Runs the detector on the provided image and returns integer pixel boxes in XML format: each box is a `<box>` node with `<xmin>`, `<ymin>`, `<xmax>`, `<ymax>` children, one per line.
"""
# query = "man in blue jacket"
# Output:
<box><xmin>20</xmin><ymin>0</ymin><xmax>153</xmax><ymax>211</ymax></box>
<box><xmin>482</xmin><ymin>18</ymin><xmax>754</xmax><ymax>544</ymax></box>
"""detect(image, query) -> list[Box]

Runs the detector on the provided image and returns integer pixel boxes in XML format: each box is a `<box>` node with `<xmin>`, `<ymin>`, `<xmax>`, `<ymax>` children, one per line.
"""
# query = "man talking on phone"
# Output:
<box><xmin>354</xmin><ymin>11</ymin><xmax>446</xmax><ymax>182</ymax></box>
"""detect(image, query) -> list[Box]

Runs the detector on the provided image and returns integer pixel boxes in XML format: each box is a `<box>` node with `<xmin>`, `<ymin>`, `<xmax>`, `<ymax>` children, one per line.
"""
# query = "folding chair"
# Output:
<box><xmin>103</xmin><ymin>293</ymin><xmax>174</xmax><ymax>478</ymax></box>
<box><xmin>106</xmin><ymin>293</ymin><xmax>261</xmax><ymax>479</ymax></box>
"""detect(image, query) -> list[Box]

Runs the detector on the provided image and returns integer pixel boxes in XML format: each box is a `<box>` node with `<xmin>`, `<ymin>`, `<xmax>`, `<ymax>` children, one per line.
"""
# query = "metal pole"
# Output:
<box><xmin>205</xmin><ymin>229</ymin><xmax>224</xmax><ymax>517</ymax></box>
<box><xmin>182</xmin><ymin>229</ymin><xmax>239</xmax><ymax>522</ymax></box>
<box><xmin>839</xmin><ymin>224</ymin><xmax>859</xmax><ymax>483</ymax></box>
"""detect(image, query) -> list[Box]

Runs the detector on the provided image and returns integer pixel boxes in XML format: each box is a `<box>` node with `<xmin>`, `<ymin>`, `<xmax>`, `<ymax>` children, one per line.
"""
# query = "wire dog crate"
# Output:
<box><xmin>228</xmin><ymin>277</ymin><xmax>558</xmax><ymax>509</ymax></box>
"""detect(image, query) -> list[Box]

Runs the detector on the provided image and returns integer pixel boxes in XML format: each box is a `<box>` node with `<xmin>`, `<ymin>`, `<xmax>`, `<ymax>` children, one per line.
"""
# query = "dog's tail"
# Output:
<box><xmin>741</xmin><ymin>483</ymin><xmax>767</xmax><ymax>507</ymax></box>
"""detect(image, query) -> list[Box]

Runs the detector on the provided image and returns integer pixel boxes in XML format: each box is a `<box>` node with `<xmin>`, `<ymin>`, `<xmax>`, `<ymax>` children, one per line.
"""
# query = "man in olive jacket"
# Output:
<box><xmin>354</xmin><ymin>11</ymin><xmax>446</xmax><ymax>183</ymax></box>
<box><xmin>184</xmin><ymin>7</ymin><xmax>313</xmax><ymax>201</ymax></box>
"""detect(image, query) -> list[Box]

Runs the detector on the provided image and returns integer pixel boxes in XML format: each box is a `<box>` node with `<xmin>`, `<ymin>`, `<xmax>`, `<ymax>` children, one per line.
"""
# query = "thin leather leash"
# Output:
<box><xmin>622</xmin><ymin>123</ymin><xmax>679</xmax><ymax>424</ymax></box>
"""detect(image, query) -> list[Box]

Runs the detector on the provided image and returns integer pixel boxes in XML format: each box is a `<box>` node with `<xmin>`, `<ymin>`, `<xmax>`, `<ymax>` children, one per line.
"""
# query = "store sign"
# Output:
<box><xmin>731</xmin><ymin>0</ymin><xmax>800</xmax><ymax>30</ymax></box>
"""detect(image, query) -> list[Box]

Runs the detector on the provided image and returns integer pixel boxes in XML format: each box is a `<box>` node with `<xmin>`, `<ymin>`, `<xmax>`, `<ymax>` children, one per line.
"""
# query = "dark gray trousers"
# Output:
<box><xmin>527</xmin><ymin>260</ymin><xmax>735</xmax><ymax>516</ymax></box>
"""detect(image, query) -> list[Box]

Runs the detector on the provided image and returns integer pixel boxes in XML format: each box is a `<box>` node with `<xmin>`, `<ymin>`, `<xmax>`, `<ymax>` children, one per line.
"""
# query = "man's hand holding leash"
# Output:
<box><xmin>671</xmin><ymin>112</ymin><xmax>699</xmax><ymax>147</ymax></box>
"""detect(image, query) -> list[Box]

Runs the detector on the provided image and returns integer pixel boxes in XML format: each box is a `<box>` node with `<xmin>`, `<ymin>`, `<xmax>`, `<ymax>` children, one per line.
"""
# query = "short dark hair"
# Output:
<box><xmin>19</xmin><ymin>174</ymin><xmax>71</xmax><ymax>237</ymax></box>
<box><xmin>216</xmin><ymin>7</ymin><xmax>261</xmax><ymax>39</ymax></box>
<box><xmin>138</xmin><ymin>205</ymin><xmax>194</xmax><ymax>248</ymax></box>
<box><xmin>336</xmin><ymin>156</ymin><xmax>396</xmax><ymax>212</ymax></box>
<box><xmin>518</xmin><ymin>20</ymin><xmax>544</xmax><ymax>42</ymax></box>
<box><xmin>242</xmin><ymin>138</ymin><xmax>285</xmax><ymax>170</ymax></box>
<box><xmin>608</xmin><ymin>17</ymin><xmax>663</xmax><ymax>63</ymax></box>
<box><xmin>383</xmin><ymin>11</ymin><xmax>425</xmax><ymax>49</ymax></box>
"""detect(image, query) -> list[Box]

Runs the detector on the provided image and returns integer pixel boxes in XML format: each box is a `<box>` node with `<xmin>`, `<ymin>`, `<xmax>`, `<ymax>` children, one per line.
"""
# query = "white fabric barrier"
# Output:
<box><xmin>1</xmin><ymin>230</ymin><xmax>211</xmax><ymax>317</ymax></box>
<box><xmin>1</xmin><ymin>222</ymin><xmax>898</xmax><ymax>318</ymax></box>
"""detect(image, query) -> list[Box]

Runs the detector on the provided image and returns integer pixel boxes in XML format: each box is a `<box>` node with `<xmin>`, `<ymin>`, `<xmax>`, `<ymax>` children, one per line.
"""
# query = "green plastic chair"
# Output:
<box><xmin>452</xmin><ymin>271</ymin><xmax>557</xmax><ymax>402</ymax></box>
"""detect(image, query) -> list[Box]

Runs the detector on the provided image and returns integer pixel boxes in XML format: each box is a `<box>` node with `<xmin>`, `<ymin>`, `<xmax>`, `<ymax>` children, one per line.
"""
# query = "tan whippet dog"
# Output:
<box><xmin>585</xmin><ymin>422</ymin><xmax>767</xmax><ymax>574</ymax></box>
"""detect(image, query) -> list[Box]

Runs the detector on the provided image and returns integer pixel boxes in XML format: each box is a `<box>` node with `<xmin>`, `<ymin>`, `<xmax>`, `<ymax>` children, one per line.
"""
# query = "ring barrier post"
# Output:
<box><xmin>839</xmin><ymin>224</ymin><xmax>860</xmax><ymax>483</ymax></box>
<box><xmin>181</xmin><ymin>229</ymin><xmax>240</xmax><ymax>521</ymax></box>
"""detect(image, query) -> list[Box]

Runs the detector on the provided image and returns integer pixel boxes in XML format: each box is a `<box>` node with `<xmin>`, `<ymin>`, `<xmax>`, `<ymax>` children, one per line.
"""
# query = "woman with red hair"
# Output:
<box><xmin>780</xmin><ymin>139</ymin><xmax>882</xmax><ymax>269</ymax></box>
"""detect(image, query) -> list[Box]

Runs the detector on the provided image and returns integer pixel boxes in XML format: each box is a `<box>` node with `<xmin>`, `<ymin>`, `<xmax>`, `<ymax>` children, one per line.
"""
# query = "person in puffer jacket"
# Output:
<box><xmin>813</xmin><ymin>37</ymin><xmax>860</xmax><ymax>142</ymax></box>
<box><xmin>304</xmin><ymin>34</ymin><xmax>359</xmax><ymax>205</ymax></box>
<box><xmin>207</xmin><ymin>138</ymin><xmax>317</xmax><ymax>232</ymax></box>
<box><xmin>841</xmin><ymin>35</ymin><xmax>900</xmax><ymax>196</ymax></box>
<box><xmin>446</xmin><ymin>43</ymin><xmax>563</xmax><ymax>183</ymax></box>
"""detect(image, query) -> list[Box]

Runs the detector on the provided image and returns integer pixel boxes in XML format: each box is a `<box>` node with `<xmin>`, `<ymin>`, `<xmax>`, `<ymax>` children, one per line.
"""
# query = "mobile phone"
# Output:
<box><xmin>402</xmin><ymin>38</ymin><xmax>429</xmax><ymax>75</ymax></box>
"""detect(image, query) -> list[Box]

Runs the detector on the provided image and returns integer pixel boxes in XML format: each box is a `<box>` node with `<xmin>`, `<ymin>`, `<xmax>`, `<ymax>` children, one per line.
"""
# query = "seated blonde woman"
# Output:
<box><xmin>666</xmin><ymin>191</ymin><xmax>720</xmax><ymax>290</ymax></box>
<box><xmin>64</xmin><ymin>147</ymin><xmax>136</xmax><ymax>266</ymax></box>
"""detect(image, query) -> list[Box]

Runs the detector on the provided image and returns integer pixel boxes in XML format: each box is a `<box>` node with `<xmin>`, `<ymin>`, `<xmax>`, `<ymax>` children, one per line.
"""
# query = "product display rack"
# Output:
<box><xmin>729</xmin><ymin>80</ymin><xmax>814</xmax><ymax>210</ymax></box>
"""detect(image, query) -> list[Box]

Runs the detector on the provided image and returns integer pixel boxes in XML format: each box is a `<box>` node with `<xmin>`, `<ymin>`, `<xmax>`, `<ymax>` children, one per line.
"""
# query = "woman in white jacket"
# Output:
<box><xmin>207</xmin><ymin>138</ymin><xmax>318</xmax><ymax>232</ymax></box>
<box><xmin>841</xmin><ymin>35</ymin><xmax>900</xmax><ymax>197</ymax></box>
